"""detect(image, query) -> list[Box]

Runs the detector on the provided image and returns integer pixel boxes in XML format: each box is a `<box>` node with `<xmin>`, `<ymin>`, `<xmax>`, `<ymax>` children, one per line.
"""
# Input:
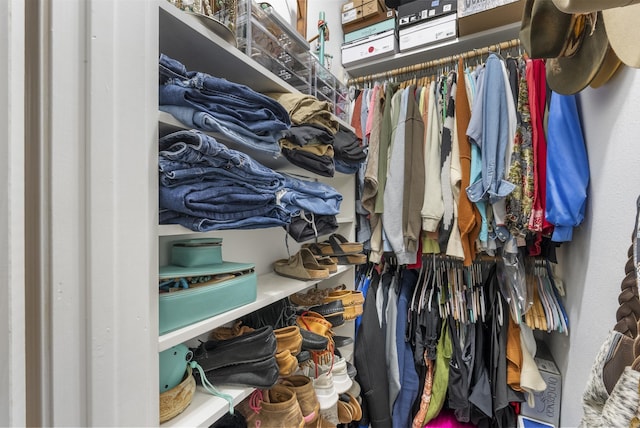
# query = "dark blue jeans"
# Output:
<box><xmin>159</xmin><ymin>54</ymin><xmax>291</xmax><ymax>155</ymax></box>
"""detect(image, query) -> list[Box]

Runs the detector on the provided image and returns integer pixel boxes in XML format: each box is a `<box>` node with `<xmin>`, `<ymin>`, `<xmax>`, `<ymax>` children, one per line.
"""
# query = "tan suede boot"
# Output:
<box><xmin>274</xmin><ymin>325</ymin><xmax>303</xmax><ymax>356</ymax></box>
<box><xmin>240</xmin><ymin>385</ymin><xmax>304</xmax><ymax>428</ymax></box>
<box><xmin>281</xmin><ymin>375</ymin><xmax>321</xmax><ymax>426</ymax></box>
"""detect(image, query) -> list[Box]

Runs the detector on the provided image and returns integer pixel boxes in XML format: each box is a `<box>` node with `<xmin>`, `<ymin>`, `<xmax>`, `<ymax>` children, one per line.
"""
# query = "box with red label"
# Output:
<box><xmin>341</xmin><ymin>29</ymin><xmax>397</xmax><ymax>66</ymax></box>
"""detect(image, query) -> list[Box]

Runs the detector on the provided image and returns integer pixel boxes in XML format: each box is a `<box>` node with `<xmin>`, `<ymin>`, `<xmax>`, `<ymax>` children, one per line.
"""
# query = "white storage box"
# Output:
<box><xmin>398</xmin><ymin>13</ymin><xmax>457</xmax><ymax>52</ymax></box>
<box><xmin>341</xmin><ymin>29</ymin><xmax>397</xmax><ymax>66</ymax></box>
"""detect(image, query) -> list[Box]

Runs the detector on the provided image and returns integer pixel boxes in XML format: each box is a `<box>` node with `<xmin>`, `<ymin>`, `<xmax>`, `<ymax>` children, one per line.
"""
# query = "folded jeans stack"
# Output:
<box><xmin>158</xmin><ymin>130</ymin><xmax>343</xmax><ymax>232</ymax></box>
<box><xmin>159</xmin><ymin>54</ymin><xmax>291</xmax><ymax>157</ymax></box>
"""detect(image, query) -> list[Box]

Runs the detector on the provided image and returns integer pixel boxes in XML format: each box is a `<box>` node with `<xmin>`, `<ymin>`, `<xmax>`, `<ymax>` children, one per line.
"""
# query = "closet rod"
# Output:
<box><xmin>347</xmin><ymin>38</ymin><xmax>521</xmax><ymax>86</ymax></box>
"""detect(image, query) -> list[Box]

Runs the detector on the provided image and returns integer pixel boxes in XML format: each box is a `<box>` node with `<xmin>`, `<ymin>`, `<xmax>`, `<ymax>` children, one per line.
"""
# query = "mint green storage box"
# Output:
<box><xmin>159</xmin><ymin>238</ymin><xmax>257</xmax><ymax>334</ymax></box>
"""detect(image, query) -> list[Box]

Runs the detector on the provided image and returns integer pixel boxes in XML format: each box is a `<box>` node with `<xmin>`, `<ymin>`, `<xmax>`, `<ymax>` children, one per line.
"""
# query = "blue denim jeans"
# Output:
<box><xmin>159</xmin><ymin>130</ymin><xmax>343</xmax><ymax>231</ymax></box>
<box><xmin>280</xmin><ymin>174</ymin><xmax>342</xmax><ymax>216</ymax></box>
<box><xmin>161</xmin><ymin>105</ymin><xmax>282</xmax><ymax>157</ymax></box>
<box><xmin>159</xmin><ymin>54</ymin><xmax>290</xmax><ymax>155</ymax></box>
<box><xmin>159</xmin><ymin>207</ymin><xmax>290</xmax><ymax>231</ymax></box>
<box><xmin>159</xmin><ymin>130</ymin><xmax>284</xmax><ymax>190</ymax></box>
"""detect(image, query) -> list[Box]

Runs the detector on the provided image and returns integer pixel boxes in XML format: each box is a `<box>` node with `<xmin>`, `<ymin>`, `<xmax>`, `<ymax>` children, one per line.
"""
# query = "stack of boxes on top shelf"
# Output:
<box><xmin>339</xmin><ymin>0</ymin><xmax>460</xmax><ymax>65</ymax></box>
<box><xmin>340</xmin><ymin>0</ymin><xmax>397</xmax><ymax>66</ymax></box>
<box><xmin>233</xmin><ymin>0</ymin><xmax>350</xmax><ymax>121</ymax></box>
<box><xmin>340</xmin><ymin>0</ymin><xmax>525</xmax><ymax>66</ymax></box>
<box><xmin>396</xmin><ymin>0</ymin><xmax>458</xmax><ymax>52</ymax></box>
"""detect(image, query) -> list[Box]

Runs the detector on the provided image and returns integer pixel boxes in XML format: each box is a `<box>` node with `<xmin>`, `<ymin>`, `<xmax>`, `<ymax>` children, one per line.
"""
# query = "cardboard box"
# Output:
<box><xmin>344</xmin><ymin>17</ymin><xmax>396</xmax><ymax>43</ymax></box>
<box><xmin>341</xmin><ymin>29</ymin><xmax>397</xmax><ymax>65</ymax></box>
<box><xmin>342</xmin><ymin>0</ymin><xmax>388</xmax><ymax>25</ymax></box>
<box><xmin>342</xmin><ymin>6</ymin><xmax>364</xmax><ymax>24</ymax></box>
<box><xmin>457</xmin><ymin>0</ymin><xmax>523</xmax><ymax>36</ymax></box>
<box><xmin>520</xmin><ymin>350</ymin><xmax>562</xmax><ymax>428</ymax></box>
<box><xmin>343</xmin><ymin>7</ymin><xmax>395</xmax><ymax>33</ymax></box>
<box><xmin>342</xmin><ymin>0</ymin><xmax>364</xmax><ymax>13</ymax></box>
<box><xmin>398</xmin><ymin>0</ymin><xmax>457</xmax><ymax>28</ymax></box>
<box><xmin>398</xmin><ymin>13</ymin><xmax>457</xmax><ymax>52</ymax></box>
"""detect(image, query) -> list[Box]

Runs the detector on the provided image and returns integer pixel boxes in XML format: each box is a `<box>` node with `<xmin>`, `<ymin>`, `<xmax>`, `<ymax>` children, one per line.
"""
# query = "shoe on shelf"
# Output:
<box><xmin>273</xmin><ymin>248</ymin><xmax>330</xmax><ymax>281</ymax></box>
<box><xmin>276</xmin><ymin>349</ymin><xmax>299</xmax><ymax>377</ymax></box>
<box><xmin>237</xmin><ymin>385</ymin><xmax>305</xmax><ymax>428</ymax></box>
<box><xmin>281</xmin><ymin>375</ymin><xmax>321</xmax><ymax>425</ymax></box>
<box><xmin>274</xmin><ymin>325</ymin><xmax>303</xmax><ymax>356</ymax></box>
<box><xmin>313</xmin><ymin>373</ymin><xmax>339</xmax><ymax>426</ymax></box>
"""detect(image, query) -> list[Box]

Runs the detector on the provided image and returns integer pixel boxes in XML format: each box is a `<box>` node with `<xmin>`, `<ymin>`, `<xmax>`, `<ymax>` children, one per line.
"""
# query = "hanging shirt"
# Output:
<box><xmin>456</xmin><ymin>59</ymin><xmax>481</xmax><ymax>266</ymax></box>
<box><xmin>402</xmin><ymin>86</ymin><xmax>426</xmax><ymax>260</ymax></box>
<box><xmin>527</xmin><ymin>59</ymin><xmax>554</xmax><ymax>244</ymax></box>
<box><xmin>467</xmin><ymin>66</ymin><xmax>489</xmax><ymax>247</ymax></box>
<box><xmin>440</xmin><ymin>73</ymin><xmax>456</xmax><ymax>253</ymax></box>
<box><xmin>466</xmin><ymin>54</ymin><xmax>516</xmax><ymax>209</ymax></box>
<box><xmin>375</xmin><ymin>83</ymin><xmax>399</xmax><ymax>214</ymax></box>
<box><xmin>545</xmin><ymin>92</ymin><xmax>590</xmax><ymax>242</ymax></box>
<box><xmin>422</xmin><ymin>80</ymin><xmax>444</xmax><ymax>233</ymax></box>
<box><xmin>383</xmin><ymin>89</ymin><xmax>412</xmax><ymax>264</ymax></box>
<box><xmin>506</xmin><ymin>58</ymin><xmax>535</xmax><ymax>240</ymax></box>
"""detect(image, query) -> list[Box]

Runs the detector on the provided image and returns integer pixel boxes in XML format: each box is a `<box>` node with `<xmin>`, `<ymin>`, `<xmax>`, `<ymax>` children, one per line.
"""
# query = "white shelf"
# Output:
<box><xmin>344</xmin><ymin>21</ymin><xmax>521</xmax><ymax>79</ymax></box>
<box><xmin>162</xmin><ymin>385</ymin><xmax>252</xmax><ymax>428</ymax></box>
<box><xmin>159</xmin><ymin>1</ymin><xmax>354</xmax><ymax>132</ymax></box>
<box><xmin>336</xmin><ymin>216</ymin><xmax>355</xmax><ymax>224</ymax></box>
<box><xmin>158</xmin><ymin>266</ymin><xmax>352</xmax><ymax>352</ymax></box>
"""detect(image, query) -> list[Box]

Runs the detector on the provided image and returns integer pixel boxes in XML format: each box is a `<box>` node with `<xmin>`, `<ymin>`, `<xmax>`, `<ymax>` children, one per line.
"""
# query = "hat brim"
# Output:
<box><xmin>604</xmin><ymin>3</ymin><xmax>640</xmax><ymax>68</ymax></box>
<box><xmin>546</xmin><ymin>11</ymin><xmax>609</xmax><ymax>95</ymax></box>
<box><xmin>590</xmin><ymin>45</ymin><xmax>623</xmax><ymax>88</ymax></box>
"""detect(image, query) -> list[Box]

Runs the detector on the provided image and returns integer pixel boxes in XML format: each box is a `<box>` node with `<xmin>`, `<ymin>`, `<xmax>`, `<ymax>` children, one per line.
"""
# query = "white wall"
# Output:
<box><xmin>548</xmin><ymin>65</ymin><xmax>640</xmax><ymax>427</ymax></box>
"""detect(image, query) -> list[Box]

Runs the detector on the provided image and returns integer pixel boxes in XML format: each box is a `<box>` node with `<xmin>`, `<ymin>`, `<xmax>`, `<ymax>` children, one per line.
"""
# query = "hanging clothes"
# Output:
<box><xmin>456</xmin><ymin>59</ymin><xmax>482</xmax><ymax>266</ymax></box>
<box><xmin>355</xmin><ymin>268</ymin><xmax>392</xmax><ymax>427</ymax></box>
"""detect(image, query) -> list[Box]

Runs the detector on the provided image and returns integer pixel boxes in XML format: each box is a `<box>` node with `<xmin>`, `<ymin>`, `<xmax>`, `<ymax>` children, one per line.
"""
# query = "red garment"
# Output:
<box><xmin>351</xmin><ymin>91</ymin><xmax>364</xmax><ymax>140</ymax></box>
<box><xmin>526</xmin><ymin>59</ymin><xmax>553</xmax><ymax>255</ymax></box>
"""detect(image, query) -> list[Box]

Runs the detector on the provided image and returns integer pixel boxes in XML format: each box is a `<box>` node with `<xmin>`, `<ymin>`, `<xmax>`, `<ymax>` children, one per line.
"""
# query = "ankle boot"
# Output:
<box><xmin>274</xmin><ymin>325</ymin><xmax>303</xmax><ymax>356</ymax></box>
<box><xmin>281</xmin><ymin>375</ymin><xmax>320</xmax><ymax>425</ymax></box>
<box><xmin>239</xmin><ymin>384</ymin><xmax>305</xmax><ymax>428</ymax></box>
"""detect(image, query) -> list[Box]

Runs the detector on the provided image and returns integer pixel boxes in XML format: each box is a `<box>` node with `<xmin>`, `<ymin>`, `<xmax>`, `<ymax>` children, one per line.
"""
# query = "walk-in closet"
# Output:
<box><xmin>2</xmin><ymin>0</ymin><xmax>640</xmax><ymax>427</ymax></box>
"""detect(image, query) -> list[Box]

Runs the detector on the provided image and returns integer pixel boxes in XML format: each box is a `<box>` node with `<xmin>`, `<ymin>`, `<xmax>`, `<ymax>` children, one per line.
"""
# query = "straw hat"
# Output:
<box><xmin>159</xmin><ymin>364</ymin><xmax>196</xmax><ymax>423</ymax></box>
<box><xmin>603</xmin><ymin>3</ymin><xmax>640</xmax><ymax>68</ymax></box>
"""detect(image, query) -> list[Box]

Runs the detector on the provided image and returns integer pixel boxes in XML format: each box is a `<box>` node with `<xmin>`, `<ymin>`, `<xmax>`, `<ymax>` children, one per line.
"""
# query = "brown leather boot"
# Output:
<box><xmin>239</xmin><ymin>385</ymin><xmax>304</xmax><ymax>428</ymax></box>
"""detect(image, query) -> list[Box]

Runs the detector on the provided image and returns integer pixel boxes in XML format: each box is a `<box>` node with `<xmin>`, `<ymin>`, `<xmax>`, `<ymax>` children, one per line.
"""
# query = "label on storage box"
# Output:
<box><xmin>457</xmin><ymin>0</ymin><xmax>518</xmax><ymax>17</ymax></box>
<box><xmin>342</xmin><ymin>8</ymin><xmax>360</xmax><ymax>24</ymax></box>
<box><xmin>342</xmin><ymin>1</ymin><xmax>355</xmax><ymax>11</ymax></box>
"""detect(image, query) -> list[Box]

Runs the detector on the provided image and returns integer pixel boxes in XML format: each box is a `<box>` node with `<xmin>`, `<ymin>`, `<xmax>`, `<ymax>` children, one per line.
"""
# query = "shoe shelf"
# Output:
<box><xmin>158</xmin><ymin>266</ymin><xmax>352</xmax><ymax>352</ymax></box>
<box><xmin>162</xmin><ymin>384</ymin><xmax>251</xmax><ymax>428</ymax></box>
<box><xmin>158</xmin><ymin>1</ymin><xmax>353</xmax><ymax>133</ymax></box>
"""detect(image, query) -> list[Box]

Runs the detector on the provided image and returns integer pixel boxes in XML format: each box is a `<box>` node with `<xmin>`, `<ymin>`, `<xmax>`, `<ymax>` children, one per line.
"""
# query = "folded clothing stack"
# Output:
<box><xmin>159</xmin><ymin>54</ymin><xmax>291</xmax><ymax>157</ymax></box>
<box><xmin>267</xmin><ymin>92</ymin><xmax>339</xmax><ymax>135</ymax></box>
<box><xmin>279</xmin><ymin>124</ymin><xmax>336</xmax><ymax>177</ymax></box>
<box><xmin>333</xmin><ymin>126</ymin><xmax>367</xmax><ymax>175</ymax></box>
<box><xmin>158</xmin><ymin>130</ymin><xmax>343</xmax><ymax>232</ymax></box>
